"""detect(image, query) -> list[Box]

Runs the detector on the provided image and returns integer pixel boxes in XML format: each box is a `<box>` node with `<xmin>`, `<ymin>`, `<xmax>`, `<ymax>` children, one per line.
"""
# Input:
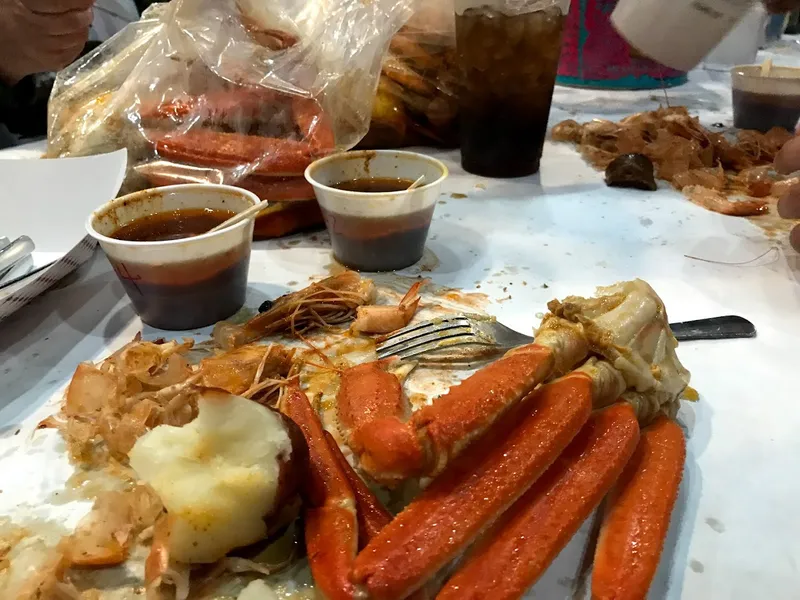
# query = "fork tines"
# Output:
<box><xmin>376</xmin><ymin>315</ymin><xmax>481</xmax><ymax>360</ymax></box>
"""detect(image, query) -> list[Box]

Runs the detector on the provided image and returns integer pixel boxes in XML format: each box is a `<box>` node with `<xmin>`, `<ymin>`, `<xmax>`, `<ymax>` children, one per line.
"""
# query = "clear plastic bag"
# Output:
<box><xmin>46</xmin><ymin>0</ymin><xmax>413</xmax><ymax>237</ymax></box>
<box><xmin>358</xmin><ymin>0</ymin><xmax>462</xmax><ymax>149</ymax></box>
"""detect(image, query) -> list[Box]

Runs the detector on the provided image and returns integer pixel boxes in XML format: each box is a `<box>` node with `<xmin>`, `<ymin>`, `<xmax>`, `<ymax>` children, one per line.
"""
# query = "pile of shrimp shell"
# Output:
<box><xmin>552</xmin><ymin>107</ymin><xmax>797</xmax><ymax>216</ymax></box>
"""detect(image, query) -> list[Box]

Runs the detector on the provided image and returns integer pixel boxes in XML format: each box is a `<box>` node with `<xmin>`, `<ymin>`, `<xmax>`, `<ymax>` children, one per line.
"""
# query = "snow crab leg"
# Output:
<box><xmin>324</xmin><ymin>430</ymin><xmax>392</xmax><ymax>547</ymax></box>
<box><xmin>140</xmin><ymin>90</ymin><xmax>334</xmax><ymax>151</ymax></box>
<box><xmin>280</xmin><ymin>383</ymin><xmax>404</xmax><ymax>600</ymax></box>
<box><xmin>351</xmin><ymin>372</ymin><xmax>595</xmax><ymax>600</ymax></box>
<box><xmin>436</xmin><ymin>403</ymin><xmax>641</xmax><ymax>600</ymax></box>
<box><xmin>334</xmin><ymin>337</ymin><xmax>577</xmax><ymax>486</ymax></box>
<box><xmin>280</xmin><ymin>384</ymin><xmax>358</xmax><ymax>600</ymax></box>
<box><xmin>342</xmin><ymin>280</ymin><xmax>690</xmax><ymax>599</ymax></box>
<box><xmin>592</xmin><ymin>415</ymin><xmax>686</xmax><ymax>600</ymax></box>
<box><xmin>337</xmin><ymin>279</ymin><xmax>675</xmax><ymax>486</ymax></box>
<box><xmin>336</xmin><ymin>358</ymin><xmax>426</xmax><ymax>486</ymax></box>
<box><xmin>145</xmin><ymin>130</ymin><xmax>326</xmax><ymax>178</ymax></box>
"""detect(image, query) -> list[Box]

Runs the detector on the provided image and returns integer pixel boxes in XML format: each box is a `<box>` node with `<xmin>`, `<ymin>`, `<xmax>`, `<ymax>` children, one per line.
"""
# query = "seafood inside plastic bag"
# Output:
<box><xmin>552</xmin><ymin>107</ymin><xmax>794</xmax><ymax>216</ymax></box>
<box><xmin>359</xmin><ymin>2</ymin><xmax>462</xmax><ymax>149</ymax></box>
<box><xmin>46</xmin><ymin>0</ymin><xmax>413</xmax><ymax>237</ymax></box>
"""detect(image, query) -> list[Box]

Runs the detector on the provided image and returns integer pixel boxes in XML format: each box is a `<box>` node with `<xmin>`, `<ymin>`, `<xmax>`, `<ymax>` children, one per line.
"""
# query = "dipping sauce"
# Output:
<box><xmin>108</xmin><ymin>246</ymin><xmax>249</xmax><ymax>330</ymax></box>
<box><xmin>331</xmin><ymin>178</ymin><xmax>415</xmax><ymax>193</ymax></box>
<box><xmin>323</xmin><ymin>206</ymin><xmax>435</xmax><ymax>272</ymax></box>
<box><xmin>111</xmin><ymin>208</ymin><xmax>236</xmax><ymax>242</ymax></box>
<box><xmin>107</xmin><ymin>207</ymin><xmax>247</xmax><ymax>330</ymax></box>
<box><xmin>732</xmin><ymin>89</ymin><xmax>800</xmax><ymax>134</ymax></box>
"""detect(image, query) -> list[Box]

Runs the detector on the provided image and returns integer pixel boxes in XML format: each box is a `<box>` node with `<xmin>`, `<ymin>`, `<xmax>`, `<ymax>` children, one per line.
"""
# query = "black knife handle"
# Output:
<box><xmin>669</xmin><ymin>316</ymin><xmax>756</xmax><ymax>342</ymax></box>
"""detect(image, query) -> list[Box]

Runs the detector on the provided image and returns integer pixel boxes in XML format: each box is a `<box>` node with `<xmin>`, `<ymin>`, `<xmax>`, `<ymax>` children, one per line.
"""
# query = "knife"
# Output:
<box><xmin>670</xmin><ymin>315</ymin><xmax>756</xmax><ymax>341</ymax></box>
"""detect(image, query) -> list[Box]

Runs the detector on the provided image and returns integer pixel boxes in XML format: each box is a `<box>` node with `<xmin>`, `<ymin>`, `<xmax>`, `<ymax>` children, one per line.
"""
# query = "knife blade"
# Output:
<box><xmin>670</xmin><ymin>315</ymin><xmax>756</xmax><ymax>341</ymax></box>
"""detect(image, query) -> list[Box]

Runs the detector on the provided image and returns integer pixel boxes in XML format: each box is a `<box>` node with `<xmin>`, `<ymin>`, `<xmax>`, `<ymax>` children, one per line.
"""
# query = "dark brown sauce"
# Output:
<box><xmin>323</xmin><ymin>206</ymin><xmax>435</xmax><ymax>272</ymax></box>
<box><xmin>110</xmin><ymin>245</ymin><xmax>250</xmax><ymax>330</ymax></box>
<box><xmin>331</xmin><ymin>178</ymin><xmax>416</xmax><ymax>193</ymax></box>
<box><xmin>732</xmin><ymin>89</ymin><xmax>800</xmax><ymax>134</ymax></box>
<box><xmin>111</xmin><ymin>208</ymin><xmax>236</xmax><ymax>242</ymax></box>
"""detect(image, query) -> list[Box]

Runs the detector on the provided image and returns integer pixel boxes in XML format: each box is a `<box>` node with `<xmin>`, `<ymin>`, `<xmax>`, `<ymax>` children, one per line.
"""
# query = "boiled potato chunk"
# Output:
<box><xmin>129</xmin><ymin>390</ymin><xmax>292</xmax><ymax>563</ymax></box>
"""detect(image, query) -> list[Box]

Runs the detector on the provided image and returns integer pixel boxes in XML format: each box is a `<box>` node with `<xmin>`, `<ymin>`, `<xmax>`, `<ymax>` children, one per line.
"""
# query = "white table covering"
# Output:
<box><xmin>1</xmin><ymin>40</ymin><xmax>799</xmax><ymax>599</ymax></box>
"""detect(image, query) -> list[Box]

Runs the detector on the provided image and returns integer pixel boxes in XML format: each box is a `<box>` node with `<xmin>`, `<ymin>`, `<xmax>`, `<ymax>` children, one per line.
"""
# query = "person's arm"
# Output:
<box><xmin>774</xmin><ymin>137</ymin><xmax>800</xmax><ymax>252</ymax></box>
<box><xmin>0</xmin><ymin>0</ymin><xmax>93</xmax><ymax>85</ymax></box>
<box><xmin>0</xmin><ymin>0</ymin><xmax>94</xmax><ymax>140</ymax></box>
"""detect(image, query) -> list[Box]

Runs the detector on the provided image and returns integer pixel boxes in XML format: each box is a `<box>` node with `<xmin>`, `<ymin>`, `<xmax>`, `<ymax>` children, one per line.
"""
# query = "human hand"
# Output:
<box><xmin>774</xmin><ymin>136</ymin><xmax>800</xmax><ymax>253</ymax></box>
<box><xmin>0</xmin><ymin>0</ymin><xmax>94</xmax><ymax>85</ymax></box>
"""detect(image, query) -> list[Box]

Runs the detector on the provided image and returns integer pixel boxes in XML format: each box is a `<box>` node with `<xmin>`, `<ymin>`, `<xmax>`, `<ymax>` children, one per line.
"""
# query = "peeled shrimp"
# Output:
<box><xmin>351</xmin><ymin>279</ymin><xmax>427</xmax><ymax>335</ymax></box>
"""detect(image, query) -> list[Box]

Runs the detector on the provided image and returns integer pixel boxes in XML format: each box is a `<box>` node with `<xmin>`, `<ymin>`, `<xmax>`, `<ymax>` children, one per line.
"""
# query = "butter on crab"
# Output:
<box><xmin>129</xmin><ymin>389</ymin><xmax>293</xmax><ymax>564</ymax></box>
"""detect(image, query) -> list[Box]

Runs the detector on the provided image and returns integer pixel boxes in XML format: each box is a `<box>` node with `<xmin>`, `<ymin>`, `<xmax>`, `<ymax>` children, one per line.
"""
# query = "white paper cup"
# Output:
<box><xmin>732</xmin><ymin>64</ymin><xmax>800</xmax><ymax>133</ymax></box>
<box><xmin>305</xmin><ymin>150</ymin><xmax>448</xmax><ymax>272</ymax></box>
<box><xmin>87</xmin><ymin>184</ymin><xmax>259</xmax><ymax>330</ymax></box>
<box><xmin>703</xmin><ymin>5</ymin><xmax>768</xmax><ymax>70</ymax></box>
<box><xmin>611</xmin><ymin>0</ymin><xmax>754</xmax><ymax>72</ymax></box>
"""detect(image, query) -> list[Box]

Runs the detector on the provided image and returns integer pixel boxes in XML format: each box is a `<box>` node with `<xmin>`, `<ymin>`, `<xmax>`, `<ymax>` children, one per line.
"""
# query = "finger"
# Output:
<box><xmin>23</xmin><ymin>0</ymin><xmax>95</xmax><ymax>15</ymax></box>
<box><xmin>774</xmin><ymin>136</ymin><xmax>800</xmax><ymax>175</ymax></box>
<box><xmin>777</xmin><ymin>186</ymin><xmax>800</xmax><ymax>219</ymax></box>
<box><xmin>791</xmin><ymin>225</ymin><xmax>800</xmax><ymax>254</ymax></box>
<box><xmin>34</xmin><ymin>8</ymin><xmax>93</xmax><ymax>37</ymax></box>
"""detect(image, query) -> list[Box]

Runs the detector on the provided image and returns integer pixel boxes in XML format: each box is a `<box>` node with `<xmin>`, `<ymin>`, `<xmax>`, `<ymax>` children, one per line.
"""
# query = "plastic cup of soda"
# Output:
<box><xmin>455</xmin><ymin>0</ymin><xmax>569</xmax><ymax>178</ymax></box>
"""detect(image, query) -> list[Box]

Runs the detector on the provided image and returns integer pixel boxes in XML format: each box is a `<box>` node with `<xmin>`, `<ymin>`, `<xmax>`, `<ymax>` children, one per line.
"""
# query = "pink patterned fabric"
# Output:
<box><xmin>558</xmin><ymin>0</ymin><xmax>686</xmax><ymax>84</ymax></box>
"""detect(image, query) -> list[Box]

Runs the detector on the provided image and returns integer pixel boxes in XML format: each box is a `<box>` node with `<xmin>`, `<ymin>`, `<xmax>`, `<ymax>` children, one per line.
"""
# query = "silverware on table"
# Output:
<box><xmin>376</xmin><ymin>313</ymin><xmax>756</xmax><ymax>361</ymax></box>
<box><xmin>0</xmin><ymin>235</ymin><xmax>35</xmax><ymax>286</ymax></box>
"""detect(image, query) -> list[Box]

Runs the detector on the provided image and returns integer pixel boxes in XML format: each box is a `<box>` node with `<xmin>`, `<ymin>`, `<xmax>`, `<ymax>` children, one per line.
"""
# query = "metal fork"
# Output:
<box><xmin>375</xmin><ymin>314</ymin><xmax>755</xmax><ymax>361</ymax></box>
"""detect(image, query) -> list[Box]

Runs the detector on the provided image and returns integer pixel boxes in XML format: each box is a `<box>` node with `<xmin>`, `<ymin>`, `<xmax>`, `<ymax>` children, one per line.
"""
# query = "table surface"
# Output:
<box><xmin>2</xmin><ymin>42</ymin><xmax>800</xmax><ymax>599</ymax></box>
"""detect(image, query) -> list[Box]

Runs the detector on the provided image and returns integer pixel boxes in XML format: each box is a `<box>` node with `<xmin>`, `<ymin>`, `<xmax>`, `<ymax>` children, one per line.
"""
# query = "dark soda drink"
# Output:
<box><xmin>456</xmin><ymin>4</ymin><xmax>565</xmax><ymax>177</ymax></box>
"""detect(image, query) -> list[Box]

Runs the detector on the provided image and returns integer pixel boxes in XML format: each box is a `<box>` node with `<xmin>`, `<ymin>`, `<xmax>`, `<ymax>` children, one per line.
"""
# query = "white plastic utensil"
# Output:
<box><xmin>208</xmin><ymin>199</ymin><xmax>271</xmax><ymax>234</ymax></box>
<box><xmin>406</xmin><ymin>174</ymin><xmax>426</xmax><ymax>191</ymax></box>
